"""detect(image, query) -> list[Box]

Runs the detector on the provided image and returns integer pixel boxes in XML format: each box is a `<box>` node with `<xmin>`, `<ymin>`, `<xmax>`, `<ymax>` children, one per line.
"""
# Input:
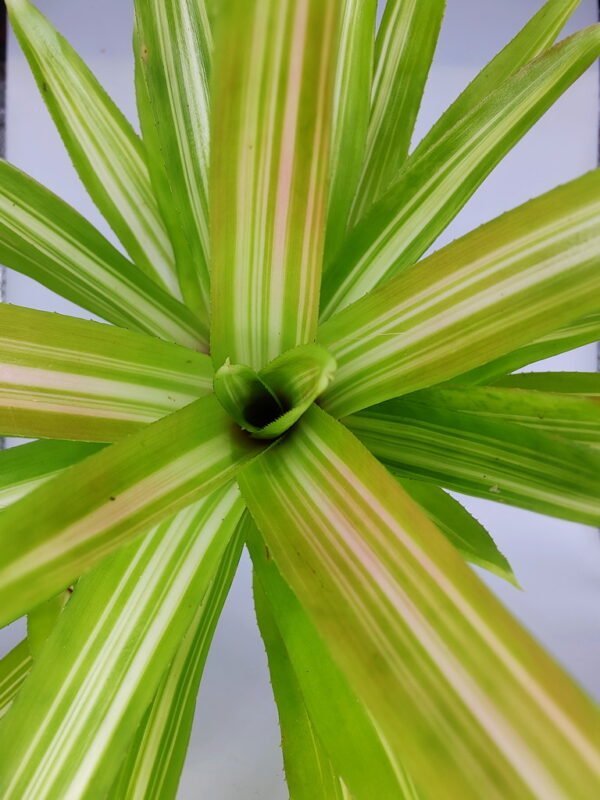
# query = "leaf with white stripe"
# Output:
<box><xmin>0</xmin><ymin>642</ymin><xmax>32</xmax><ymax>721</ymax></box>
<box><xmin>321</xmin><ymin>25</ymin><xmax>600</xmax><ymax>317</ymax></box>
<box><xmin>416</xmin><ymin>0</ymin><xmax>580</xmax><ymax>156</ymax></box>
<box><xmin>324</xmin><ymin>0</ymin><xmax>376</xmax><ymax>264</ymax></box>
<box><xmin>319</xmin><ymin>170</ymin><xmax>600</xmax><ymax>418</ymax></box>
<box><xmin>211</xmin><ymin>0</ymin><xmax>341</xmax><ymax>369</ymax></box>
<box><xmin>492</xmin><ymin>371</ymin><xmax>600</xmax><ymax>397</ymax></box>
<box><xmin>134</xmin><ymin>0</ymin><xmax>212</xmax><ymax>318</ymax></box>
<box><xmin>246</xmin><ymin>515</ymin><xmax>417</xmax><ymax>800</ymax></box>
<box><xmin>453</xmin><ymin>312</ymin><xmax>600</xmax><ymax>385</ymax></box>
<box><xmin>0</xmin><ymin>305</ymin><xmax>212</xmax><ymax>442</ymax></box>
<box><xmin>0</xmin><ymin>486</ymin><xmax>244</xmax><ymax>799</ymax></box>
<box><xmin>0</xmin><ymin>394</ymin><xmax>265</xmax><ymax>628</ymax></box>
<box><xmin>397</xmin><ymin>478</ymin><xmax>516</xmax><ymax>585</ymax></box>
<box><xmin>112</xmin><ymin>528</ymin><xmax>243</xmax><ymax>800</ymax></box>
<box><xmin>409</xmin><ymin>384</ymin><xmax>600</xmax><ymax>448</ymax></box>
<box><xmin>348</xmin><ymin>0</ymin><xmax>445</xmax><ymax>223</ymax></box>
<box><xmin>239</xmin><ymin>407</ymin><xmax>600</xmax><ymax>798</ymax></box>
<box><xmin>0</xmin><ymin>161</ymin><xmax>206</xmax><ymax>349</ymax></box>
<box><xmin>0</xmin><ymin>439</ymin><xmax>102</xmax><ymax>508</ymax></box>
<box><xmin>346</xmin><ymin>397</ymin><xmax>600</xmax><ymax>525</ymax></box>
<box><xmin>6</xmin><ymin>0</ymin><xmax>180</xmax><ymax>297</ymax></box>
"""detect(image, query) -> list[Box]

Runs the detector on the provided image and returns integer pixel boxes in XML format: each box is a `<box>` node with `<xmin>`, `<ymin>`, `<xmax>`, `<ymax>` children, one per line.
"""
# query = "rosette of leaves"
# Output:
<box><xmin>0</xmin><ymin>0</ymin><xmax>599</xmax><ymax>797</ymax></box>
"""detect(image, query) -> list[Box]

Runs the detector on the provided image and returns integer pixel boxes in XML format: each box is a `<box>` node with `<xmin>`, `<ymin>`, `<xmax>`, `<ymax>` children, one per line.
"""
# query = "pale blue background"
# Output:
<box><xmin>2</xmin><ymin>2</ymin><xmax>599</xmax><ymax>797</ymax></box>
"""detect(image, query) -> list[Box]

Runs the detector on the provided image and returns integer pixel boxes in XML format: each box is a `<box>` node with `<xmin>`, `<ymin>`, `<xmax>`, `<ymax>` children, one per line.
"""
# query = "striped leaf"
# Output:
<box><xmin>254</xmin><ymin>579</ymin><xmax>346</xmax><ymax>800</ymax></box>
<box><xmin>416</xmin><ymin>0</ymin><xmax>580</xmax><ymax>156</ymax></box>
<box><xmin>134</xmin><ymin>0</ymin><xmax>212</xmax><ymax>318</ymax></box>
<box><xmin>247</xmin><ymin>515</ymin><xmax>417</xmax><ymax>800</ymax></box>
<box><xmin>0</xmin><ymin>394</ymin><xmax>265</xmax><ymax>628</ymax></box>
<box><xmin>409</xmin><ymin>384</ymin><xmax>600</xmax><ymax>448</ymax></box>
<box><xmin>453</xmin><ymin>312</ymin><xmax>600</xmax><ymax>385</ymax></box>
<box><xmin>0</xmin><ymin>305</ymin><xmax>212</xmax><ymax>441</ymax></box>
<box><xmin>239</xmin><ymin>407</ymin><xmax>600</xmax><ymax>799</ymax></box>
<box><xmin>0</xmin><ymin>439</ymin><xmax>102</xmax><ymax>508</ymax></box>
<box><xmin>346</xmin><ymin>397</ymin><xmax>600</xmax><ymax>525</ymax></box>
<box><xmin>492</xmin><ymin>371</ymin><xmax>600</xmax><ymax>398</ymax></box>
<box><xmin>6</xmin><ymin>0</ymin><xmax>180</xmax><ymax>297</ymax></box>
<box><xmin>210</xmin><ymin>0</ymin><xmax>341</xmax><ymax>370</ymax></box>
<box><xmin>324</xmin><ymin>0</ymin><xmax>376</xmax><ymax>264</ymax></box>
<box><xmin>397</xmin><ymin>478</ymin><xmax>516</xmax><ymax>585</ymax></box>
<box><xmin>112</xmin><ymin>529</ymin><xmax>243</xmax><ymax>800</ymax></box>
<box><xmin>213</xmin><ymin>344</ymin><xmax>337</xmax><ymax>438</ymax></box>
<box><xmin>0</xmin><ymin>486</ymin><xmax>244</xmax><ymax>799</ymax></box>
<box><xmin>0</xmin><ymin>642</ymin><xmax>32</xmax><ymax>721</ymax></box>
<box><xmin>27</xmin><ymin>591</ymin><xmax>71</xmax><ymax>661</ymax></box>
<box><xmin>321</xmin><ymin>25</ymin><xmax>600</xmax><ymax>317</ymax></box>
<box><xmin>319</xmin><ymin>170</ymin><xmax>600</xmax><ymax>418</ymax></box>
<box><xmin>348</xmin><ymin>0</ymin><xmax>445</xmax><ymax>223</ymax></box>
<box><xmin>0</xmin><ymin>161</ymin><xmax>206</xmax><ymax>349</ymax></box>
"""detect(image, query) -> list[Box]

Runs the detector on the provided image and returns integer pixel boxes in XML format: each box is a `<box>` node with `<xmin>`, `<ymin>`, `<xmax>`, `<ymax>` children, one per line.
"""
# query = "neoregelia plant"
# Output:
<box><xmin>0</xmin><ymin>0</ymin><xmax>598</xmax><ymax>797</ymax></box>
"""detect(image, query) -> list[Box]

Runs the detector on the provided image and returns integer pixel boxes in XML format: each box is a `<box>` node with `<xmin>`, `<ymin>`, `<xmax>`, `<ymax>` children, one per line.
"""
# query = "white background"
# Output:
<box><xmin>2</xmin><ymin>1</ymin><xmax>599</xmax><ymax>797</ymax></box>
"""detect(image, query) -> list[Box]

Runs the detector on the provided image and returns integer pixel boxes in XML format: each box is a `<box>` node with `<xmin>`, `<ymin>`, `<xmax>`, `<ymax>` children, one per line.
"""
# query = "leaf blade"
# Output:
<box><xmin>319</xmin><ymin>170</ymin><xmax>600</xmax><ymax>417</ymax></box>
<box><xmin>346</xmin><ymin>395</ymin><xmax>600</xmax><ymax>525</ymax></box>
<box><xmin>112</xmin><ymin>528</ymin><xmax>243</xmax><ymax>800</ymax></box>
<box><xmin>134</xmin><ymin>0</ymin><xmax>212</xmax><ymax>317</ymax></box>
<box><xmin>321</xmin><ymin>25</ymin><xmax>600</xmax><ymax>316</ymax></box>
<box><xmin>0</xmin><ymin>161</ymin><xmax>206</xmax><ymax>349</ymax></box>
<box><xmin>239</xmin><ymin>407</ymin><xmax>600</xmax><ymax>798</ymax></box>
<box><xmin>348</xmin><ymin>0</ymin><xmax>445</xmax><ymax>222</ymax></box>
<box><xmin>324</xmin><ymin>0</ymin><xmax>376</xmax><ymax>266</ymax></box>
<box><xmin>0</xmin><ymin>486</ymin><xmax>245</xmax><ymax>799</ymax></box>
<box><xmin>210</xmin><ymin>0</ymin><xmax>341</xmax><ymax>369</ymax></box>
<box><xmin>0</xmin><ymin>395</ymin><xmax>265</xmax><ymax>627</ymax></box>
<box><xmin>0</xmin><ymin>642</ymin><xmax>32</xmax><ymax>721</ymax></box>
<box><xmin>6</xmin><ymin>0</ymin><xmax>180</xmax><ymax>296</ymax></box>
<box><xmin>0</xmin><ymin>305</ymin><xmax>212</xmax><ymax>441</ymax></box>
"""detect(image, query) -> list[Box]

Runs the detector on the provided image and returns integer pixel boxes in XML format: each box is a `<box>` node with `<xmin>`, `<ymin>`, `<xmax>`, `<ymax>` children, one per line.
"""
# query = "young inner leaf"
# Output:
<box><xmin>213</xmin><ymin>345</ymin><xmax>337</xmax><ymax>439</ymax></box>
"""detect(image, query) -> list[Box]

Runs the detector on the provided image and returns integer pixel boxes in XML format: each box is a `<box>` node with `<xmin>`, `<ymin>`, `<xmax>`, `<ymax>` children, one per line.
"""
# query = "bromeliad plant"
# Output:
<box><xmin>0</xmin><ymin>0</ymin><xmax>599</xmax><ymax>796</ymax></box>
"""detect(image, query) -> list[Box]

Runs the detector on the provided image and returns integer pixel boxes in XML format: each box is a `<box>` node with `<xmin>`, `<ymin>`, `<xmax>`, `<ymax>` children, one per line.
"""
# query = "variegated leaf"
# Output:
<box><xmin>319</xmin><ymin>170</ymin><xmax>600</xmax><ymax>418</ymax></box>
<box><xmin>6</xmin><ymin>0</ymin><xmax>180</xmax><ymax>296</ymax></box>
<box><xmin>239</xmin><ymin>407</ymin><xmax>600</xmax><ymax>799</ymax></box>
<box><xmin>211</xmin><ymin>0</ymin><xmax>341</xmax><ymax>369</ymax></box>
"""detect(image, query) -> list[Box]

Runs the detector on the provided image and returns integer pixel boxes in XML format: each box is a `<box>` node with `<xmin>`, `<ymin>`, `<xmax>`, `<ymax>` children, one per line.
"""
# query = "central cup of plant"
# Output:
<box><xmin>213</xmin><ymin>344</ymin><xmax>337</xmax><ymax>439</ymax></box>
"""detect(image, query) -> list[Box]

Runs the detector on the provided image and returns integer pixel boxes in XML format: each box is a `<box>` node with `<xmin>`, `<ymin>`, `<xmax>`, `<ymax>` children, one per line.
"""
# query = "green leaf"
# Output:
<box><xmin>397</xmin><ymin>478</ymin><xmax>517</xmax><ymax>585</ymax></box>
<box><xmin>27</xmin><ymin>591</ymin><xmax>70</xmax><ymax>660</ymax></box>
<box><xmin>6</xmin><ymin>0</ymin><xmax>180</xmax><ymax>297</ymax></box>
<box><xmin>247</xmin><ymin>515</ymin><xmax>418</xmax><ymax>800</ymax></box>
<box><xmin>0</xmin><ymin>394</ymin><xmax>265</xmax><ymax>628</ymax></box>
<box><xmin>213</xmin><ymin>344</ymin><xmax>337</xmax><ymax>438</ymax></box>
<box><xmin>319</xmin><ymin>170</ymin><xmax>600</xmax><ymax>418</ymax></box>
<box><xmin>410</xmin><ymin>383</ymin><xmax>600</xmax><ymax>448</ymax></box>
<box><xmin>491</xmin><ymin>371</ymin><xmax>600</xmax><ymax>398</ymax></box>
<box><xmin>0</xmin><ymin>486</ymin><xmax>244</xmax><ymax>799</ymax></box>
<box><xmin>0</xmin><ymin>304</ymin><xmax>212</xmax><ymax>441</ymax></box>
<box><xmin>210</xmin><ymin>0</ymin><xmax>341</xmax><ymax>370</ymax></box>
<box><xmin>324</xmin><ymin>0</ymin><xmax>376</xmax><ymax>264</ymax></box>
<box><xmin>451</xmin><ymin>312</ymin><xmax>600</xmax><ymax>385</ymax></box>
<box><xmin>254</xmin><ymin>579</ymin><xmax>346</xmax><ymax>800</ymax></box>
<box><xmin>416</xmin><ymin>0</ymin><xmax>580</xmax><ymax>156</ymax></box>
<box><xmin>0</xmin><ymin>642</ymin><xmax>32</xmax><ymax>721</ymax></box>
<box><xmin>0</xmin><ymin>439</ymin><xmax>102</xmax><ymax>508</ymax></box>
<box><xmin>112</xmin><ymin>528</ymin><xmax>243</xmax><ymax>800</ymax></box>
<box><xmin>321</xmin><ymin>25</ymin><xmax>600</xmax><ymax>317</ymax></box>
<box><xmin>134</xmin><ymin>0</ymin><xmax>212</xmax><ymax>319</ymax></box>
<box><xmin>0</xmin><ymin>161</ymin><xmax>206</xmax><ymax>349</ymax></box>
<box><xmin>346</xmin><ymin>396</ymin><xmax>600</xmax><ymax>525</ymax></box>
<box><xmin>239</xmin><ymin>407</ymin><xmax>600</xmax><ymax>799</ymax></box>
<box><xmin>348</xmin><ymin>0</ymin><xmax>445</xmax><ymax>223</ymax></box>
